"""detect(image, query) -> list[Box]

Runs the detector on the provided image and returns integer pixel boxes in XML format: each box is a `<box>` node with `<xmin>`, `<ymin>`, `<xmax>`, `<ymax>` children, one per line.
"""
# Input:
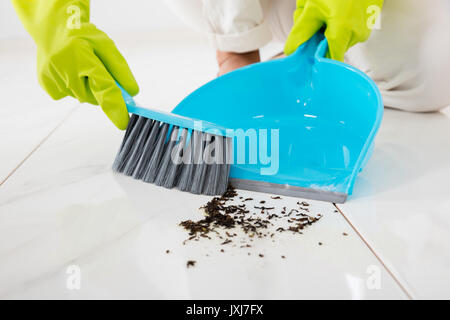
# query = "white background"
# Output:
<box><xmin>0</xmin><ymin>0</ymin><xmax>185</xmax><ymax>41</ymax></box>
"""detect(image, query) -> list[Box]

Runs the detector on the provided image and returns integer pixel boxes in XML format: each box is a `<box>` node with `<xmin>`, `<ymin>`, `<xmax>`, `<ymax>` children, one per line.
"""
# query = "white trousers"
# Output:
<box><xmin>165</xmin><ymin>0</ymin><xmax>450</xmax><ymax>112</ymax></box>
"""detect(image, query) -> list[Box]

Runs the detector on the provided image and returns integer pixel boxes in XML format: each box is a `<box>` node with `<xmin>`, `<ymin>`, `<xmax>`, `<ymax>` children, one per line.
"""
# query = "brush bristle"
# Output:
<box><xmin>113</xmin><ymin>114</ymin><xmax>231</xmax><ymax>196</ymax></box>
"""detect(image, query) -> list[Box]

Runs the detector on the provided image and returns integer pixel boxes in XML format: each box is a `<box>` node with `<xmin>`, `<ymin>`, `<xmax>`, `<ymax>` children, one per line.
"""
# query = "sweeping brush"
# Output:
<box><xmin>112</xmin><ymin>85</ymin><xmax>233</xmax><ymax>196</ymax></box>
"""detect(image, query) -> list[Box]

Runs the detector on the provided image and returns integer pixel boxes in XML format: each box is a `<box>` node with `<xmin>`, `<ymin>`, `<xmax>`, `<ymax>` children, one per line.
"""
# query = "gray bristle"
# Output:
<box><xmin>162</xmin><ymin>128</ymin><xmax>187</xmax><ymax>188</ymax></box>
<box><xmin>122</xmin><ymin>118</ymin><xmax>154</xmax><ymax>176</ymax></box>
<box><xmin>189</xmin><ymin>131</ymin><xmax>208</xmax><ymax>194</ymax></box>
<box><xmin>202</xmin><ymin>135</ymin><xmax>220</xmax><ymax>195</ymax></box>
<box><xmin>176</xmin><ymin>130</ymin><xmax>195</xmax><ymax>191</ymax></box>
<box><xmin>142</xmin><ymin>123</ymin><xmax>169</xmax><ymax>183</ymax></box>
<box><xmin>154</xmin><ymin>126</ymin><xmax>179</xmax><ymax>186</ymax></box>
<box><xmin>112</xmin><ymin>114</ymin><xmax>144</xmax><ymax>172</ymax></box>
<box><xmin>112</xmin><ymin>115</ymin><xmax>231</xmax><ymax>196</ymax></box>
<box><xmin>117</xmin><ymin>114</ymin><xmax>138</xmax><ymax>153</ymax></box>
<box><xmin>132</xmin><ymin>119</ymin><xmax>160</xmax><ymax>179</ymax></box>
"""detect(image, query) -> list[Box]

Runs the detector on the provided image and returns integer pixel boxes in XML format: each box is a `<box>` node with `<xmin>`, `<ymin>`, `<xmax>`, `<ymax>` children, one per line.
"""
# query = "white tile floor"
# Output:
<box><xmin>0</xmin><ymin>31</ymin><xmax>448</xmax><ymax>299</ymax></box>
<box><xmin>337</xmin><ymin>109</ymin><xmax>450</xmax><ymax>299</ymax></box>
<box><xmin>0</xmin><ymin>39</ymin><xmax>76</xmax><ymax>183</ymax></box>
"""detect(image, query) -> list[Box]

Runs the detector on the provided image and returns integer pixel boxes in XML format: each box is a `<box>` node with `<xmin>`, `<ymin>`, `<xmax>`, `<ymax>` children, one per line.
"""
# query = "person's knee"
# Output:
<box><xmin>411</xmin><ymin>94</ymin><xmax>450</xmax><ymax>113</ymax></box>
<box><xmin>383</xmin><ymin>81</ymin><xmax>450</xmax><ymax>113</ymax></box>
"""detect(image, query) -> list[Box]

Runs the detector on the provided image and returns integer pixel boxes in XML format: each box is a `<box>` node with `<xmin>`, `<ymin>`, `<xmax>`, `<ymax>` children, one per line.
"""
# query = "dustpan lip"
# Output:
<box><xmin>230</xmin><ymin>178</ymin><xmax>348</xmax><ymax>204</ymax></box>
<box><xmin>314</xmin><ymin>39</ymin><xmax>384</xmax><ymax>195</ymax></box>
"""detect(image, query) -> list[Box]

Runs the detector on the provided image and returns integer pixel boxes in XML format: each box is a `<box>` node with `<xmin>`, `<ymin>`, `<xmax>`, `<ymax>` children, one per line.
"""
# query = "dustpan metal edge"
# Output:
<box><xmin>230</xmin><ymin>178</ymin><xmax>347</xmax><ymax>204</ymax></box>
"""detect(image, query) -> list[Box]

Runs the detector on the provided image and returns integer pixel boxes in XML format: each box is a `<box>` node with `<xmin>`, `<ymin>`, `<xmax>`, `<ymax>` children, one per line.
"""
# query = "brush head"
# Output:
<box><xmin>113</xmin><ymin>114</ymin><xmax>232</xmax><ymax>196</ymax></box>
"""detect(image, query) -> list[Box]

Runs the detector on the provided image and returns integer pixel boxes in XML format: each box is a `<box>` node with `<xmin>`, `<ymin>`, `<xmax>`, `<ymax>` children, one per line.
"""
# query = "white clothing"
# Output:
<box><xmin>165</xmin><ymin>0</ymin><xmax>450</xmax><ymax>112</ymax></box>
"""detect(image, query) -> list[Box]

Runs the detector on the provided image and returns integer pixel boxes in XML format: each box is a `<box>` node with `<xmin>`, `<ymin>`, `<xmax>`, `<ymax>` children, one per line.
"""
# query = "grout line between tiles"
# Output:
<box><xmin>0</xmin><ymin>106</ymin><xmax>79</xmax><ymax>188</ymax></box>
<box><xmin>334</xmin><ymin>203</ymin><xmax>414</xmax><ymax>300</ymax></box>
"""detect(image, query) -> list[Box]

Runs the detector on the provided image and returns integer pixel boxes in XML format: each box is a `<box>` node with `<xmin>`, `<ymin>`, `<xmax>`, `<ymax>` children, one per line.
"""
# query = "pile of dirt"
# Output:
<box><xmin>179</xmin><ymin>185</ymin><xmax>322</xmax><ymax>256</ymax></box>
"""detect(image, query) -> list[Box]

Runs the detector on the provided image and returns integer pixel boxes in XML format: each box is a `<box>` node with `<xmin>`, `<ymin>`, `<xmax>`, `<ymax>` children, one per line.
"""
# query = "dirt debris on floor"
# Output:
<box><xmin>186</xmin><ymin>260</ymin><xmax>196</xmax><ymax>268</ymax></box>
<box><xmin>179</xmin><ymin>185</ymin><xmax>324</xmax><ymax>266</ymax></box>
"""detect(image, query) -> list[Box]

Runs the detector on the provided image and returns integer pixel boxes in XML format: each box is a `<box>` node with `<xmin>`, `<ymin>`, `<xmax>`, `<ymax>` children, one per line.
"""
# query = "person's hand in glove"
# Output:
<box><xmin>12</xmin><ymin>0</ymin><xmax>139</xmax><ymax>129</ymax></box>
<box><xmin>284</xmin><ymin>0</ymin><xmax>384</xmax><ymax>61</ymax></box>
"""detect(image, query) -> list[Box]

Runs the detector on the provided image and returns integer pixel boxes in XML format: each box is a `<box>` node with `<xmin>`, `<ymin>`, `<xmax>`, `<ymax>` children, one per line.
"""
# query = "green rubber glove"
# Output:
<box><xmin>12</xmin><ymin>0</ymin><xmax>139</xmax><ymax>129</ymax></box>
<box><xmin>285</xmin><ymin>0</ymin><xmax>384</xmax><ymax>61</ymax></box>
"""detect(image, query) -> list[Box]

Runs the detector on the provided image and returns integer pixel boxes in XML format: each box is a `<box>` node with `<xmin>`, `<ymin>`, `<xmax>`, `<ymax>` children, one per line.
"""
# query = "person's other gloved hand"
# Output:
<box><xmin>12</xmin><ymin>0</ymin><xmax>139</xmax><ymax>129</ymax></box>
<box><xmin>284</xmin><ymin>0</ymin><xmax>384</xmax><ymax>61</ymax></box>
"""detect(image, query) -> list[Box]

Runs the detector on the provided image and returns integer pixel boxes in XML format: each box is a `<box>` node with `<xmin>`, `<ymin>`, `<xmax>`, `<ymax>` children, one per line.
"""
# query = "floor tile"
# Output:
<box><xmin>0</xmin><ymin>39</ymin><xmax>77</xmax><ymax>183</ymax></box>
<box><xmin>338</xmin><ymin>109</ymin><xmax>450</xmax><ymax>299</ymax></box>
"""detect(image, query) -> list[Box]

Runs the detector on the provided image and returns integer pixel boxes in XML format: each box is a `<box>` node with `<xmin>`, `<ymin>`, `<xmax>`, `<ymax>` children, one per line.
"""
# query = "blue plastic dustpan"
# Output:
<box><xmin>120</xmin><ymin>33</ymin><xmax>383</xmax><ymax>202</ymax></box>
<box><xmin>167</xmin><ymin>33</ymin><xmax>383</xmax><ymax>203</ymax></box>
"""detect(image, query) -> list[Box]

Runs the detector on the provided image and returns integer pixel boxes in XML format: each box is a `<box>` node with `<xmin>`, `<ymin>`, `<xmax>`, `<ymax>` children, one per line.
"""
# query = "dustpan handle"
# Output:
<box><xmin>315</xmin><ymin>37</ymin><xmax>329</xmax><ymax>60</ymax></box>
<box><xmin>290</xmin><ymin>32</ymin><xmax>327</xmax><ymax>61</ymax></box>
